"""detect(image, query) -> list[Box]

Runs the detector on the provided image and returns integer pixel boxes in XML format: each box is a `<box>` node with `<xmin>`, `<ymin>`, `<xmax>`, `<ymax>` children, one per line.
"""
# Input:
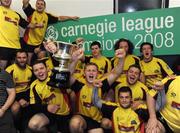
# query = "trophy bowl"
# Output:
<box><xmin>47</xmin><ymin>41</ymin><xmax>73</xmax><ymax>89</ymax></box>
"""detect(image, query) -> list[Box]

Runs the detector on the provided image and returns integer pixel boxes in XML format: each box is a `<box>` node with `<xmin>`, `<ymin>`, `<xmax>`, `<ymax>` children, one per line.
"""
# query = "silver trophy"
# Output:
<box><xmin>47</xmin><ymin>41</ymin><xmax>73</xmax><ymax>89</ymax></box>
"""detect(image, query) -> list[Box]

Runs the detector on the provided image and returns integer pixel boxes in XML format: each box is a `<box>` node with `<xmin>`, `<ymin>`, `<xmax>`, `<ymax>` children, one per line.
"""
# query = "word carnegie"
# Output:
<box><xmin>122</xmin><ymin>16</ymin><xmax>174</xmax><ymax>33</ymax></box>
<box><xmin>61</xmin><ymin>19</ymin><xmax>117</xmax><ymax>37</ymax></box>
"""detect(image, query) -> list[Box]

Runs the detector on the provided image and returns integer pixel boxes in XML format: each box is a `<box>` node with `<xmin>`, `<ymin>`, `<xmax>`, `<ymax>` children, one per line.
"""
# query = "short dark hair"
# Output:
<box><xmin>84</xmin><ymin>62</ymin><xmax>99</xmax><ymax>71</ymax></box>
<box><xmin>128</xmin><ymin>64</ymin><xmax>141</xmax><ymax>73</ymax></box>
<box><xmin>140</xmin><ymin>42</ymin><xmax>153</xmax><ymax>53</ymax></box>
<box><xmin>37</xmin><ymin>0</ymin><xmax>46</xmax><ymax>6</ymax></box>
<box><xmin>118</xmin><ymin>86</ymin><xmax>132</xmax><ymax>98</ymax></box>
<box><xmin>32</xmin><ymin>60</ymin><xmax>47</xmax><ymax>69</ymax></box>
<box><xmin>90</xmin><ymin>41</ymin><xmax>101</xmax><ymax>49</ymax></box>
<box><xmin>15</xmin><ymin>49</ymin><xmax>28</xmax><ymax>57</ymax></box>
<box><xmin>114</xmin><ymin>38</ymin><xmax>134</xmax><ymax>54</ymax></box>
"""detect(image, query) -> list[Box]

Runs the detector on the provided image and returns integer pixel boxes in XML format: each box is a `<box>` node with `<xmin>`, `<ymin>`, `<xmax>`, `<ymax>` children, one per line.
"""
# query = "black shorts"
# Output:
<box><xmin>54</xmin><ymin>114</ymin><xmax>72</xmax><ymax>133</ymax></box>
<box><xmin>21</xmin><ymin>38</ymin><xmax>40</xmax><ymax>53</ymax></box>
<box><xmin>0</xmin><ymin>47</ymin><xmax>17</xmax><ymax>60</ymax></box>
<box><xmin>16</xmin><ymin>89</ymin><xmax>30</xmax><ymax>102</ymax></box>
<box><xmin>156</xmin><ymin>112</ymin><xmax>173</xmax><ymax>133</ymax></box>
<box><xmin>80</xmin><ymin>115</ymin><xmax>101</xmax><ymax>131</ymax></box>
<box><xmin>0</xmin><ymin>109</ymin><xmax>16</xmax><ymax>133</ymax></box>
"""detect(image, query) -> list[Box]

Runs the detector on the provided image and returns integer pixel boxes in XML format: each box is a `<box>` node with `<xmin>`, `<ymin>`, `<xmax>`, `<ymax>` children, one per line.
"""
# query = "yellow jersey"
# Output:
<box><xmin>0</xmin><ymin>6</ymin><xmax>28</xmax><ymax>49</ymax></box>
<box><xmin>30</xmin><ymin>77</ymin><xmax>71</xmax><ymax>115</ymax></box>
<box><xmin>6</xmin><ymin>64</ymin><xmax>32</xmax><ymax>93</ymax></box>
<box><xmin>111</xmin><ymin>54</ymin><xmax>140</xmax><ymax>79</ymax></box>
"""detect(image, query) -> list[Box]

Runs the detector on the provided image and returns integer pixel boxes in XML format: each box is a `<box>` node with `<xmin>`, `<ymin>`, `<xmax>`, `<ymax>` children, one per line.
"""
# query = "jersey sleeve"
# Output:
<box><xmin>101</xmin><ymin>101</ymin><xmax>118</xmax><ymax>119</ymax></box>
<box><xmin>23</xmin><ymin>4</ymin><xmax>35</xmax><ymax>17</ymax></box>
<box><xmin>16</xmin><ymin>12</ymin><xmax>29</xmax><ymax>28</ymax></box>
<box><xmin>47</xmin><ymin>13</ymin><xmax>59</xmax><ymax>24</ymax></box>
<box><xmin>101</xmin><ymin>78</ymin><xmax>111</xmax><ymax>94</ymax></box>
<box><xmin>3</xmin><ymin>70</ymin><xmax>15</xmax><ymax>88</ymax></box>
<box><xmin>157</xmin><ymin>59</ymin><xmax>174</xmax><ymax>77</ymax></box>
<box><xmin>71</xmin><ymin>79</ymin><xmax>84</xmax><ymax>93</ymax></box>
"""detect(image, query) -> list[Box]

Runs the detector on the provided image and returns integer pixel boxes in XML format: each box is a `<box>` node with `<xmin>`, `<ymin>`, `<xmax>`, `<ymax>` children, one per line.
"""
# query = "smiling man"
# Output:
<box><xmin>69</xmin><ymin>48</ymin><xmax>125</xmax><ymax>133</ymax></box>
<box><xmin>112</xmin><ymin>64</ymin><xmax>149</xmax><ymax>112</ymax></box>
<box><xmin>21</xmin><ymin>0</ymin><xmax>79</xmax><ymax>65</ymax></box>
<box><xmin>92</xmin><ymin>86</ymin><xmax>141</xmax><ymax>133</ymax></box>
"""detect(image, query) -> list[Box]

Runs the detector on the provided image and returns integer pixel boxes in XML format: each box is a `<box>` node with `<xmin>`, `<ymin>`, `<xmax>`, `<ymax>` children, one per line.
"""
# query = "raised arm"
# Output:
<box><xmin>107</xmin><ymin>49</ymin><xmax>126</xmax><ymax>85</ymax></box>
<box><xmin>146</xmin><ymin>93</ymin><xmax>159</xmax><ymax>133</ymax></box>
<box><xmin>69</xmin><ymin>48</ymin><xmax>84</xmax><ymax>85</ymax></box>
<box><xmin>22</xmin><ymin>0</ymin><xmax>30</xmax><ymax>9</ymax></box>
<box><xmin>58</xmin><ymin>16</ymin><xmax>79</xmax><ymax>21</ymax></box>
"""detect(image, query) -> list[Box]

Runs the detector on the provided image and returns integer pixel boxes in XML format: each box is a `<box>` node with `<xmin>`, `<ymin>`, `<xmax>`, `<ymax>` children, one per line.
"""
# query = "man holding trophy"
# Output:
<box><xmin>43</xmin><ymin>39</ymin><xmax>83</xmax><ymax>89</ymax></box>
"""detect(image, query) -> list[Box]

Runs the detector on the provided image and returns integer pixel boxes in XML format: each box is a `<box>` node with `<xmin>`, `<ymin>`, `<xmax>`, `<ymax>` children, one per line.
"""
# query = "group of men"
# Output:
<box><xmin>0</xmin><ymin>0</ymin><xmax>179</xmax><ymax>133</ymax></box>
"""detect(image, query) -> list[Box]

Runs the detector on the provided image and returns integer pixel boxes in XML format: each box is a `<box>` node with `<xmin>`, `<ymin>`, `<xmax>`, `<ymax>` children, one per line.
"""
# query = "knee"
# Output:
<box><xmin>11</xmin><ymin>102</ymin><xmax>21</xmax><ymax>116</ymax></box>
<box><xmin>28</xmin><ymin>118</ymin><xmax>40</xmax><ymax>131</ymax></box>
<box><xmin>69</xmin><ymin>115</ymin><xmax>86</xmax><ymax>133</ymax></box>
<box><xmin>101</xmin><ymin>118</ymin><xmax>112</xmax><ymax>129</ymax></box>
<box><xmin>28</xmin><ymin>113</ymin><xmax>49</xmax><ymax>131</ymax></box>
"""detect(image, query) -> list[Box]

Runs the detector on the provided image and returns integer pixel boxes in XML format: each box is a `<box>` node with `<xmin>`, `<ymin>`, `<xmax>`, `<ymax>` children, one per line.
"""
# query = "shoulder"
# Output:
<box><xmin>30</xmin><ymin>79</ymin><xmax>39</xmax><ymax>88</ymax></box>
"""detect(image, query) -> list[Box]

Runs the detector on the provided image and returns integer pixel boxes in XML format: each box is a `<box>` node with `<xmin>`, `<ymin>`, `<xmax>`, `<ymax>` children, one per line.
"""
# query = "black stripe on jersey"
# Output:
<box><xmin>133</xmin><ymin>57</ymin><xmax>140</xmax><ymax>66</ymax></box>
<box><xmin>71</xmin><ymin>80</ymin><xmax>84</xmax><ymax>93</ymax></box>
<box><xmin>111</xmin><ymin>81</ymin><xmax>121</xmax><ymax>91</ymax></box>
<box><xmin>9</xmin><ymin>69</ymin><xmax>14</xmax><ymax>77</ymax></box>
<box><xmin>157</xmin><ymin>61</ymin><xmax>168</xmax><ymax>78</ymax></box>
<box><xmin>101</xmin><ymin>103</ymin><xmax>117</xmax><ymax>119</ymax></box>
<box><xmin>164</xmin><ymin>79</ymin><xmax>174</xmax><ymax>94</ymax></box>
<box><xmin>141</xmin><ymin>87</ymin><xmax>146</xmax><ymax>101</ymax></box>
<box><xmin>104</xmin><ymin>60</ymin><xmax>108</xmax><ymax>73</ymax></box>
<box><xmin>84</xmin><ymin>56</ymin><xmax>93</xmax><ymax>64</ymax></box>
<box><xmin>32</xmin><ymin>85</ymin><xmax>42</xmax><ymax>104</ymax></box>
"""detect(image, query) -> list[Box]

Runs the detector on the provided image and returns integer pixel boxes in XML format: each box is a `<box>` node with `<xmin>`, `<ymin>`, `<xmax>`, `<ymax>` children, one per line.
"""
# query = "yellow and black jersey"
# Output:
<box><xmin>30</xmin><ymin>77</ymin><xmax>70</xmax><ymax>115</ymax></box>
<box><xmin>111</xmin><ymin>54</ymin><xmax>140</xmax><ymax>79</ymax></box>
<box><xmin>149</xmin><ymin>76</ymin><xmax>180</xmax><ymax>132</ymax></box>
<box><xmin>101</xmin><ymin>102</ymin><xmax>140</xmax><ymax>133</ymax></box>
<box><xmin>73</xmin><ymin>60</ymin><xmax>85</xmax><ymax>79</ymax></box>
<box><xmin>112</xmin><ymin>77</ymin><xmax>148</xmax><ymax>109</ymax></box>
<box><xmin>0</xmin><ymin>6</ymin><xmax>28</xmax><ymax>49</ymax></box>
<box><xmin>85</xmin><ymin>55</ymin><xmax>112</xmax><ymax>76</ymax></box>
<box><xmin>140</xmin><ymin>57</ymin><xmax>174</xmax><ymax>89</ymax></box>
<box><xmin>23</xmin><ymin>4</ymin><xmax>58</xmax><ymax>46</ymax></box>
<box><xmin>6</xmin><ymin>64</ymin><xmax>32</xmax><ymax>93</ymax></box>
<box><xmin>71</xmin><ymin>77</ymin><xmax>111</xmax><ymax>122</ymax></box>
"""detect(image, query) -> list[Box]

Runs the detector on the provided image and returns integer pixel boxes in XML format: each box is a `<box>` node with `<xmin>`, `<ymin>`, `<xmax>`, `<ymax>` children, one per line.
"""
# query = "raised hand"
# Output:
<box><xmin>47</xmin><ymin>104</ymin><xmax>60</xmax><ymax>114</ymax></box>
<box><xmin>70</xmin><ymin>16</ymin><xmax>79</xmax><ymax>20</ymax></box>
<box><xmin>115</xmin><ymin>48</ymin><xmax>126</xmax><ymax>59</ymax></box>
<box><xmin>93</xmin><ymin>79</ymin><xmax>103</xmax><ymax>88</ymax></box>
<box><xmin>71</xmin><ymin>48</ymin><xmax>84</xmax><ymax>61</ymax></box>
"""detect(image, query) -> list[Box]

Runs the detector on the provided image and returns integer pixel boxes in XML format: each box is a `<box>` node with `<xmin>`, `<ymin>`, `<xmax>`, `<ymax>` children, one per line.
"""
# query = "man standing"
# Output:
<box><xmin>0</xmin><ymin>0</ymin><xmax>38</xmax><ymax>69</ymax></box>
<box><xmin>22</xmin><ymin>0</ymin><xmax>79</xmax><ymax>64</ymax></box>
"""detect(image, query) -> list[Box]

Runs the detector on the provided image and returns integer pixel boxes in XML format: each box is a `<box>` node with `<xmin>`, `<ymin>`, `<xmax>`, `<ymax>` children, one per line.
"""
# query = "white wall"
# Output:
<box><xmin>11</xmin><ymin>0</ymin><xmax>113</xmax><ymax>18</ymax></box>
<box><xmin>11</xmin><ymin>0</ymin><xmax>179</xmax><ymax>19</ymax></box>
<box><xmin>169</xmin><ymin>0</ymin><xmax>180</xmax><ymax>7</ymax></box>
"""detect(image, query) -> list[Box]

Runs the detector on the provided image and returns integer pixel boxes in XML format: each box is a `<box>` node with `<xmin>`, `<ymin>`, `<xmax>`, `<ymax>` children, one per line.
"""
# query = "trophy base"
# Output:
<box><xmin>47</xmin><ymin>69</ymin><xmax>70</xmax><ymax>89</ymax></box>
